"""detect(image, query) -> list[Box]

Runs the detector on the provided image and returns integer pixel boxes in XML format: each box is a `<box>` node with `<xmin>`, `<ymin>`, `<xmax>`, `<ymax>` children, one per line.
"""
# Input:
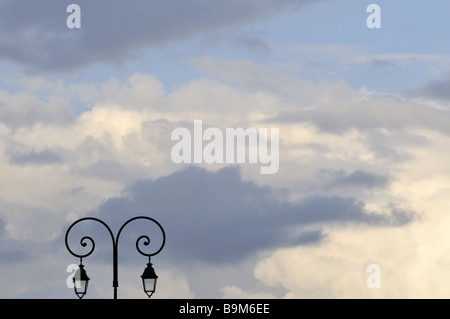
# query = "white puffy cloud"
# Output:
<box><xmin>1</xmin><ymin>58</ymin><xmax>450</xmax><ymax>298</ymax></box>
<box><xmin>253</xmin><ymin>209</ymin><xmax>450</xmax><ymax>298</ymax></box>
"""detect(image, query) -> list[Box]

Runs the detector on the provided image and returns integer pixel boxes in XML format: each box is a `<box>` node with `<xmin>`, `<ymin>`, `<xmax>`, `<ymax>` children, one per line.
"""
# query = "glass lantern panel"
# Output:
<box><xmin>75</xmin><ymin>280</ymin><xmax>88</xmax><ymax>294</ymax></box>
<box><xmin>144</xmin><ymin>278</ymin><xmax>155</xmax><ymax>292</ymax></box>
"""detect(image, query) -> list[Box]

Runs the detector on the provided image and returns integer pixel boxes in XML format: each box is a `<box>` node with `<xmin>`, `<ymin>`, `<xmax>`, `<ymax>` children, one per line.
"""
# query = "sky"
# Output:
<box><xmin>1</xmin><ymin>0</ymin><xmax>450</xmax><ymax>299</ymax></box>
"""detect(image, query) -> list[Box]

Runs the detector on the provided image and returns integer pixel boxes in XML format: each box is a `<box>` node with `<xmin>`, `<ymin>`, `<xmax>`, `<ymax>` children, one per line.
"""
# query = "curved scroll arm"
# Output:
<box><xmin>65</xmin><ymin>216</ymin><xmax>166</xmax><ymax>260</ymax></box>
<box><xmin>65</xmin><ymin>217</ymin><xmax>115</xmax><ymax>260</ymax></box>
<box><xmin>116</xmin><ymin>216</ymin><xmax>166</xmax><ymax>258</ymax></box>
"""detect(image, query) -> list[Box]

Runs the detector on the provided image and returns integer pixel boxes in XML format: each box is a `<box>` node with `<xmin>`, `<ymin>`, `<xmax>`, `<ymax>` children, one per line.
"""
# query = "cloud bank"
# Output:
<box><xmin>64</xmin><ymin>166</ymin><xmax>416</xmax><ymax>266</ymax></box>
<box><xmin>0</xmin><ymin>0</ymin><xmax>320</xmax><ymax>72</ymax></box>
<box><xmin>0</xmin><ymin>55</ymin><xmax>449</xmax><ymax>298</ymax></box>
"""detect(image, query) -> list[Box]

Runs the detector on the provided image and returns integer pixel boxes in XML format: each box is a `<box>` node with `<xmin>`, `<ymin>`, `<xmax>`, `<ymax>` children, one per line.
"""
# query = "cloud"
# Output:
<box><xmin>0</xmin><ymin>216</ymin><xmax>32</xmax><ymax>265</ymax></box>
<box><xmin>221</xmin><ymin>285</ymin><xmax>276</xmax><ymax>299</ymax></box>
<box><xmin>0</xmin><ymin>60</ymin><xmax>443</xmax><ymax>297</ymax></box>
<box><xmin>324</xmin><ymin>169</ymin><xmax>389</xmax><ymax>189</ymax></box>
<box><xmin>271</xmin><ymin>82</ymin><xmax>450</xmax><ymax>135</ymax></box>
<box><xmin>192</xmin><ymin>56</ymin><xmax>305</xmax><ymax>96</ymax></box>
<box><xmin>231</xmin><ymin>34</ymin><xmax>271</xmax><ymax>56</ymax></box>
<box><xmin>0</xmin><ymin>0</ymin><xmax>320</xmax><ymax>72</ymax></box>
<box><xmin>252</xmin><ymin>212</ymin><xmax>450</xmax><ymax>299</ymax></box>
<box><xmin>63</xmin><ymin>166</ymin><xmax>416</xmax><ymax>266</ymax></box>
<box><xmin>192</xmin><ymin>58</ymin><xmax>450</xmax><ymax>139</ymax></box>
<box><xmin>409</xmin><ymin>73</ymin><xmax>450</xmax><ymax>101</ymax></box>
<box><xmin>8</xmin><ymin>148</ymin><xmax>63</xmax><ymax>166</ymax></box>
<box><xmin>73</xmin><ymin>159</ymin><xmax>148</xmax><ymax>182</ymax></box>
<box><xmin>0</xmin><ymin>89</ymin><xmax>73</xmax><ymax>129</ymax></box>
<box><xmin>366</xmin><ymin>58</ymin><xmax>396</xmax><ymax>69</ymax></box>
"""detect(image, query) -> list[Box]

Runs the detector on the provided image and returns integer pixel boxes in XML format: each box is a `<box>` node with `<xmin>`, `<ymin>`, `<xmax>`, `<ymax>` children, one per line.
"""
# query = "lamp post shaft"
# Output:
<box><xmin>113</xmin><ymin>243</ymin><xmax>118</xmax><ymax>299</ymax></box>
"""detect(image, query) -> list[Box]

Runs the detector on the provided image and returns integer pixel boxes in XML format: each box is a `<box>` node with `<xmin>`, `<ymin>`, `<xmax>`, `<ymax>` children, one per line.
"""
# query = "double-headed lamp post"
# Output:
<box><xmin>65</xmin><ymin>216</ymin><xmax>166</xmax><ymax>299</ymax></box>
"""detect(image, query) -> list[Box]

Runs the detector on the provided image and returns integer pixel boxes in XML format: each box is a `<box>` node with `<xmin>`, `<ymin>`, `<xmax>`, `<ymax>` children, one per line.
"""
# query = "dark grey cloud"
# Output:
<box><xmin>231</xmin><ymin>34</ymin><xmax>271</xmax><ymax>56</ymax></box>
<box><xmin>8</xmin><ymin>148</ymin><xmax>62</xmax><ymax>166</ymax></box>
<box><xmin>0</xmin><ymin>216</ymin><xmax>6</xmax><ymax>237</ymax></box>
<box><xmin>0</xmin><ymin>0</ymin><xmax>319</xmax><ymax>72</ymax></box>
<box><xmin>63</xmin><ymin>166</ymin><xmax>416</xmax><ymax>265</ymax></box>
<box><xmin>409</xmin><ymin>73</ymin><xmax>450</xmax><ymax>101</ymax></box>
<box><xmin>325</xmin><ymin>170</ymin><xmax>389</xmax><ymax>189</ymax></box>
<box><xmin>0</xmin><ymin>249</ymin><xmax>29</xmax><ymax>264</ymax></box>
<box><xmin>367</xmin><ymin>58</ymin><xmax>396</xmax><ymax>69</ymax></box>
<box><xmin>0</xmin><ymin>216</ymin><xmax>31</xmax><ymax>264</ymax></box>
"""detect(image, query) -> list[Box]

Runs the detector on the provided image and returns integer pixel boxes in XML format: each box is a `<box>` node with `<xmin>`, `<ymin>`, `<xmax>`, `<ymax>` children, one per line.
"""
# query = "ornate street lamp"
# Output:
<box><xmin>73</xmin><ymin>261</ymin><xmax>90</xmax><ymax>299</ymax></box>
<box><xmin>65</xmin><ymin>216</ymin><xmax>166</xmax><ymax>299</ymax></box>
<box><xmin>141</xmin><ymin>259</ymin><xmax>158</xmax><ymax>298</ymax></box>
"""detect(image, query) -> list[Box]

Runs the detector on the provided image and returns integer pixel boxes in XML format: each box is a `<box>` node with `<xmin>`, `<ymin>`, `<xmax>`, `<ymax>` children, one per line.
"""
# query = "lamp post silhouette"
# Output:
<box><xmin>65</xmin><ymin>216</ymin><xmax>166</xmax><ymax>299</ymax></box>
